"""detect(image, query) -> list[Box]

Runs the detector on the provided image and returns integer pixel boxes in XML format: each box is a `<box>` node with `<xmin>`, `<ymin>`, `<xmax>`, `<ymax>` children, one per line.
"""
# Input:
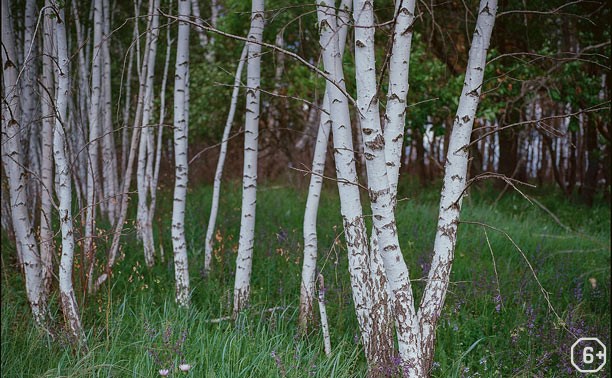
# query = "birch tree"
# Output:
<box><xmin>85</xmin><ymin>0</ymin><xmax>104</xmax><ymax>292</ymax></box>
<box><xmin>418</xmin><ymin>1</ymin><xmax>497</xmax><ymax>371</ymax></box>
<box><xmin>172</xmin><ymin>0</ymin><xmax>192</xmax><ymax>307</ymax></box>
<box><xmin>137</xmin><ymin>0</ymin><xmax>161</xmax><ymax>267</ymax></box>
<box><xmin>40</xmin><ymin>0</ymin><xmax>56</xmax><ymax>298</ymax></box>
<box><xmin>51</xmin><ymin>0</ymin><xmax>86</xmax><ymax>346</ymax></box>
<box><xmin>299</xmin><ymin>0</ymin><xmax>351</xmax><ymax>331</ymax></box>
<box><xmin>233</xmin><ymin>0</ymin><xmax>264</xmax><ymax>317</ymax></box>
<box><xmin>315</xmin><ymin>1</ymin><xmax>390</xmax><ymax>369</ymax></box>
<box><xmin>204</xmin><ymin>44</ymin><xmax>247</xmax><ymax>275</ymax></box>
<box><xmin>1</xmin><ymin>0</ymin><xmax>47</xmax><ymax>326</ymax></box>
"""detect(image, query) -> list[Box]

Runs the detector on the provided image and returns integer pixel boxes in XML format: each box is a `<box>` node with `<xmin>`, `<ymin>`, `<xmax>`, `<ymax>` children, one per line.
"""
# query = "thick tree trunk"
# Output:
<box><xmin>172</xmin><ymin>0</ymin><xmax>192</xmax><ymax>308</ymax></box>
<box><xmin>299</xmin><ymin>0</ymin><xmax>351</xmax><ymax>332</ymax></box>
<box><xmin>52</xmin><ymin>1</ymin><xmax>87</xmax><ymax>346</ymax></box>
<box><xmin>353</xmin><ymin>0</ymin><xmax>419</xmax><ymax>372</ymax></box>
<box><xmin>1</xmin><ymin>0</ymin><xmax>47</xmax><ymax>326</ymax></box>
<box><xmin>205</xmin><ymin>44</ymin><xmax>247</xmax><ymax>275</ymax></box>
<box><xmin>418</xmin><ymin>1</ymin><xmax>497</xmax><ymax>374</ymax></box>
<box><xmin>233</xmin><ymin>0</ymin><xmax>264</xmax><ymax>317</ymax></box>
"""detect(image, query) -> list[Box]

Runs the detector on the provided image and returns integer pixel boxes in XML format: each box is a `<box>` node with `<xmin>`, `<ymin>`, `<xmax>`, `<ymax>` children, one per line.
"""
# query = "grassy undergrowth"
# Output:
<box><xmin>1</xmin><ymin>180</ymin><xmax>610</xmax><ymax>377</ymax></box>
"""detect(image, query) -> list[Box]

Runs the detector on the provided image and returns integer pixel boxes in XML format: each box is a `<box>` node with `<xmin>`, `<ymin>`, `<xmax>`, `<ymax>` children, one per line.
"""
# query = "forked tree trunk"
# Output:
<box><xmin>315</xmin><ymin>1</ymin><xmax>382</xmax><ymax>369</ymax></box>
<box><xmin>353</xmin><ymin>0</ymin><xmax>418</xmax><ymax>371</ymax></box>
<box><xmin>172</xmin><ymin>0</ymin><xmax>192</xmax><ymax>308</ymax></box>
<box><xmin>299</xmin><ymin>0</ymin><xmax>351</xmax><ymax>332</ymax></box>
<box><xmin>233</xmin><ymin>0</ymin><xmax>264</xmax><ymax>317</ymax></box>
<box><xmin>52</xmin><ymin>0</ymin><xmax>87</xmax><ymax>346</ymax></box>
<box><xmin>418</xmin><ymin>0</ymin><xmax>497</xmax><ymax>374</ymax></box>
<box><xmin>204</xmin><ymin>44</ymin><xmax>247</xmax><ymax>275</ymax></box>
<box><xmin>1</xmin><ymin>0</ymin><xmax>47</xmax><ymax>326</ymax></box>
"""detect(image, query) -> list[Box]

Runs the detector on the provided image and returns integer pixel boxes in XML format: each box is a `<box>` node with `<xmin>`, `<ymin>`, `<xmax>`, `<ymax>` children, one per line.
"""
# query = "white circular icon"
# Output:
<box><xmin>571</xmin><ymin>337</ymin><xmax>607</xmax><ymax>373</ymax></box>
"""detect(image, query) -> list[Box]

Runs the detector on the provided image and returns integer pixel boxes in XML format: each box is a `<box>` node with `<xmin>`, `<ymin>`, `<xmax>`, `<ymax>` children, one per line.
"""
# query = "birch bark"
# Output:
<box><xmin>233</xmin><ymin>0</ymin><xmax>264</xmax><ymax>317</ymax></box>
<box><xmin>172</xmin><ymin>0</ymin><xmax>192</xmax><ymax>307</ymax></box>
<box><xmin>40</xmin><ymin>0</ymin><xmax>56</xmax><ymax>297</ymax></box>
<box><xmin>418</xmin><ymin>0</ymin><xmax>497</xmax><ymax>372</ymax></box>
<box><xmin>204</xmin><ymin>44</ymin><xmax>247</xmax><ymax>275</ymax></box>
<box><xmin>315</xmin><ymin>1</ymin><xmax>380</xmax><ymax>367</ymax></box>
<box><xmin>52</xmin><ymin>0</ymin><xmax>87</xmax><ymax>346</ymax></box>
<box><xmin>100</xmin><ymin>0</ymin><xmax>119</xmax><ymax>222</ymax></box>
<box><xmin>299</xmin><ymin>0</ymin><xmax>351</xmax><ymax>331</ymax></box>
<box><xmin>1</xmin><ymin>0</ymin><xmax>46</xmax><ymax>326</ymax></box>
<box><xmin>137</xmin><ymin>0</ymin><xmax>161</xmax><ymax>267</ymax></box>
<box><xmin>85</xmin><ymin>0</ymin><xmax>103</xmax><ymax>293</ymax></box>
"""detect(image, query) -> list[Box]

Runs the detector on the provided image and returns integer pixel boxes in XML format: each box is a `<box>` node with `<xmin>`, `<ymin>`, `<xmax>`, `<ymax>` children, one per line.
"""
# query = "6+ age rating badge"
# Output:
<box><xmin>571</xmin><ymin>337</ymin><xmax>607</xmax><ymax>373</ymax></box>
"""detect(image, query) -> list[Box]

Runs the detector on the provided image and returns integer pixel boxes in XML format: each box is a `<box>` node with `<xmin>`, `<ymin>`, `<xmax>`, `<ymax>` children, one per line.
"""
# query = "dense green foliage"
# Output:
<box><xmin>2</xmin><ymin>183</ymin><xmax>609</xmax><ymax>377</ymax></box>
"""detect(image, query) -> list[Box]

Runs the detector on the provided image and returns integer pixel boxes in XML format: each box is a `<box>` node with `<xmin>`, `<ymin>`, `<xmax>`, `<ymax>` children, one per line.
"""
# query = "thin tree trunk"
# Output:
<box><xmin>191</xmin><ymin>0</ymin><xmax>209</xmax><ymax>48</ymax></box>
<box><xmin>85</xmin><ymin>0</ymin><xmax>104</xmax><ymax>293</ymax></box>
<box><xmin>137</xmin><ymin>0</ymin><xmax>161</xmax><ymax>268</ymax></box>
<box><xmin>204</xmin><ymin>44</ymin><xmax>247</xmax><ymax>275</ymax></box>
<box><xmin>22</xmin><ymin>0</ymin><xmax>41</xmax><ymax>215</ymax></box>
<box><xmin>418</xmin><ymin>1</ymin><xmax>497</xmax><ymax>374</ymax></box>
<box><xmin>172</xmin><ymin>0</ymin><xmax>192</xmax><ymax>308</ymax></box>
<box><xmin>148</xmin><ymin>3</ymin><xmax>173</xmax><ymax>264</ymax></box>
<box><xmin>1</xmin><ymin>0</ymin><xmax>47</xmax><ymax>326</ymax></box>
<box><xmin>299</xmin><ymin>0</ymin><xmax>352</xmax><ymax>333</ymax></box>
<box><xmin>233</xmin><ymin>0</ymin><xmax>264</xmax><ymax>317</ymax></box>
<box><xmin>40</xmin><ymin>1</ymin><xmax>56</xmax><ymax>297</ymax></box>
<box><xmin>100</xmin><ymin>0</ymin><xmax>119</xmax><ymax>222</ymax></box>
<box><xmin>52</xmin><ymin>0</ymin><xmax>87</xmax><ymax>346</ymax></box>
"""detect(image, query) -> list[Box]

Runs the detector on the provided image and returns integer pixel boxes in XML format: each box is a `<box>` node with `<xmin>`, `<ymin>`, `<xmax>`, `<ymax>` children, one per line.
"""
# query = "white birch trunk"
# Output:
<box><xmin>299</xmin><ymin>0</ymin><xmax>352</xmax><ymax>331</ymax></box>
<box><xmin>316</xmin><ymin>0</ymin><xmax>378</xmax><ymax>364</ymax></box>
<box><xmin>137</xmin><ymin>0</ymin><xmax>161</xmax><ymax>267</ymax></box>
<box><xmin>52</xmin><ymin>1</ymin><xmax>86</xmax><ymax>346</ymax></box>
<box><xmin>1</xmin><ymin>0</ymin><xmax>46</xmax><ymax>326</ymax></box>
<box><xmin>353</xmin><ymin>1</ymin><xmax>419</xmax><ymax>371</ymax></box>
<box><xmin>85</xmin><ymin>0</ymin><xmax>103</xmax><ymax>293</ymax></box>
<box><xmin>233</xmin><ymin>0</ymin><xmax>264</xmax><ymax>317</ymax></box>
<box><xmin>172</xmin><ymin>0</ymin><xmax>192</xmax><ymax>308</ymax></box>
<box><xmin>100</xmin><ymin>0</ymin><xmax>119</xmax><ymax>222</ymax></box>
<box><xmin>418</xmin><ymin>0</ymin><xmax>497</xmax><ymax>372</ymax></box>
<box><xmin>317</xmin><ymin>274</ymin><xmax>331</xmax><ymax>356</ymax></box>
<box><xmin>148</xmin><ymin>5</ymin><xmax>173</xmax><ymax>265</ymax></box>
<box><xmin>22</xmin><ymin>0</ymin><xmax>41</xmax><ymax>213</ymax></box>
<box><xmin>40</xmin><ymin>0</ymin><xmax>56</xmax><ymax>297</ymax></box>
<box><xmin>204</xmin><ymin>44</ymin><xmax>247</xmax><ymax>275</ymax></box>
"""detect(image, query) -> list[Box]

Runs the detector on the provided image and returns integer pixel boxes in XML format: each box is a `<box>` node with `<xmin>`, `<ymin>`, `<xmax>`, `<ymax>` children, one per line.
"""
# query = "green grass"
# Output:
<box><xmin>1</xmin><ymin>180</ymin><xmax>610</xmax><ymax>377</ymax></box>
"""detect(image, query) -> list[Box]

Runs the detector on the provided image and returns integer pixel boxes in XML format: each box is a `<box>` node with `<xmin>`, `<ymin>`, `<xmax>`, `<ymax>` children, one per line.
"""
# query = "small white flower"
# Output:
<box><xmin>159</xmin><ymin>369</ymin><xmax>169</xmax><ymax>376</ymax></box>
<box><xmin>179</xmin><ymin>363</ymin><xmax>191</xmax><ymax>372</ymax></box>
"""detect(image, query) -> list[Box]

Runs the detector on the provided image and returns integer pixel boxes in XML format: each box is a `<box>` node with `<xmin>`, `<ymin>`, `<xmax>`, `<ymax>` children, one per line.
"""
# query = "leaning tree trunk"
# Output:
<box><xmin>172</xmin><ymin>0</ymin><xmax>192</xmax><ymax>308</ymax></box>
<box><xmin>1</xmin><ymin>0</ymin><xmax>47</xmax><ymax>326</ymax></box>
<box><xmin>315</xmin><ymin>2</ymin><xmax>389</xmax><ymax>371</ymax></box>
<box><xmin>52</xmin><ymin>0</ymin><xmax>87</xmax><ymax>347</ymax></box>
<box><xmin>299</xmin><ymin>0</ymin><xmax>352</xmax><ymax>332</ymax></box>
<box><xmin>204</xmin><ymin>43</ymin><xmax>247</xmax><ymax>275</ymax></box>
<box><xmin>232</xmin><ymin>0</ymin><xmax>265</xmax><ymax>317</ymax></box>
<box><xmin>418</xmin><ymin>0</ymin><xmax>497</xmax><ymax>374</ymax></box>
